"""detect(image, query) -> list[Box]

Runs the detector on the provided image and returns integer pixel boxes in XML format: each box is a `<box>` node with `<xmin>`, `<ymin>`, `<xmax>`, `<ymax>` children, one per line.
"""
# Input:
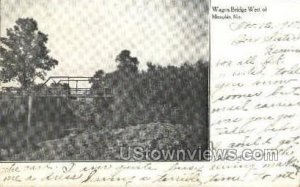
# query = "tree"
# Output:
<box><xmin>146</xmin><ymin>62</ymin><xmax>156</xmax><ymax>72</ymax></box>
<box><xmin>90</xmin><ymin>69</ymin><xmax>105</xmax><ymax>94</ymax></box>
<box><xmin>0</xmin><ymin>18</ymin><xmax>58</xmax><ymax>89</ymax></box>
<box><xmin>115</xmin><ymin>50</ymin><xmax>139</xmax><ymax>73</ymax></box>
<box><xmin>50</xmin><ymin>82</ymin><xmax>71</xmax><ymax>95</ymax></box>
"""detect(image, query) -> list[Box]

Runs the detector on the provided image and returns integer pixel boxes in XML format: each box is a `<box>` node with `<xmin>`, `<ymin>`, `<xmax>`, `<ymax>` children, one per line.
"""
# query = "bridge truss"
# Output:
<box><xmin>0</xmin><ymin>76</ymin><xmax>113</xmax><ymax>99</ymax></box>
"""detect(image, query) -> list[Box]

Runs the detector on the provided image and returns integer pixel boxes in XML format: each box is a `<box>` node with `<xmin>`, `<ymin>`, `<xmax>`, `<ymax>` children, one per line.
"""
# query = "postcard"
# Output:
<box><xmin>0</xmin><ymin>0</ymin><xmax>299</xmax><ymax>186</ymax></box>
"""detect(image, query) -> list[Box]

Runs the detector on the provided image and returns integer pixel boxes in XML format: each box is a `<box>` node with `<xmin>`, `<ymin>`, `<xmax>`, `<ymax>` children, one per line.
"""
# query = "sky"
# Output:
<box><xmin>1</xmin><ymin>0</ymin><xmax>208</xmax><ymax>87</ymax></box>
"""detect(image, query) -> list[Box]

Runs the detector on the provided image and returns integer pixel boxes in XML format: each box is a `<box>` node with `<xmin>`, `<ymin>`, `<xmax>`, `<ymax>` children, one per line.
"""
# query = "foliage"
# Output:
<box><xmin>0</xmin><ymin>18</ymin><xmax>58</xmax><ymax>89</ymax></box>
<box><xmin>0</xmin><ymin>96</ymin><xmax>78</xmax><ymax>156</ymax></box>
<box><xmin>115</xmin><ymin>49</ymin><xmax>139</xmax><ymax>74</ymax></box>
<box><xmin>91</xmin><ymin>50</ymin><xmax>209</xmax><ymax>149</ymax></box>
<box><xmin>49</xmin><ymin>82</ymin><xmax>71</xmax><ymax>95</ymax></box>
<box><xmin>89</xmin><ymin>69</ymin><xmax>105</xmax><ymax>95</ymax></box>
<box><xmin>11</xmin><ymin>123</ymin><xmax>191</xmax><ymax>160</ymax></box>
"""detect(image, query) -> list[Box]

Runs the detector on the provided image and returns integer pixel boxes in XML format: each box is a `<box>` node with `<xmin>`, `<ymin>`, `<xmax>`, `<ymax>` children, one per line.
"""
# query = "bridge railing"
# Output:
<box><xmin>0</xmin><ymin>86</ymin><xmax>113</xmax><ymax>98</ymax></box>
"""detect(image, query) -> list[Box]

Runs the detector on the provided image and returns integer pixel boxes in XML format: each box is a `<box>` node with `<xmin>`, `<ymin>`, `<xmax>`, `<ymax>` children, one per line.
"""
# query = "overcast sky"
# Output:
<box><xmin>1</xmin><ymin>0</ymin><xmax>208</xmax><ymax>86</ymax></box>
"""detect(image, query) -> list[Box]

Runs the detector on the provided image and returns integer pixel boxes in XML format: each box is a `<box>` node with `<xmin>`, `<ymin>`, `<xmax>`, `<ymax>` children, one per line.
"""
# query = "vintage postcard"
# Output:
<box><xmin>0</xmin><ymin>0</ymin><xmax>209</xmax><ymax>161</ymax></box>
<box><xmin>0</xmin><ymin>0</ymin><xmax>299</xmax><ymax>186</ymax></box>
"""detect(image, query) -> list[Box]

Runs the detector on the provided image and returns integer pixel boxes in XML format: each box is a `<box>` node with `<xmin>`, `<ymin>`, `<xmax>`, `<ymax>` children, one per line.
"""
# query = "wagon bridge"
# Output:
<box><xmin>0</xmin><ymin>76</ymin><xmax>113</xmax><ymax>150</ymax></box>
<box><xmin>0</xmin><ymin>76</ymin><xmax>113</xmax><ymax>99</ymax></box>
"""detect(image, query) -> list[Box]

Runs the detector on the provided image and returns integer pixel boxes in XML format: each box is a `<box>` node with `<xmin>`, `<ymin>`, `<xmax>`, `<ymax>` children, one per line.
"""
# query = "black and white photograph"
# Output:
<box><xmin>0</xmin><ymin>0</ymin><xmax>209</xmax><ymax>161</ymax></box>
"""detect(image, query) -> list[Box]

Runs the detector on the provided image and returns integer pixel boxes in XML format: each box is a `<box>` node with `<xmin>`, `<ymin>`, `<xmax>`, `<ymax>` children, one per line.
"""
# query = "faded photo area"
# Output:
<box><xmin>0</xmin><ymin>0</ymin><xmax>209</xmax><ymax>161</ymax></box>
